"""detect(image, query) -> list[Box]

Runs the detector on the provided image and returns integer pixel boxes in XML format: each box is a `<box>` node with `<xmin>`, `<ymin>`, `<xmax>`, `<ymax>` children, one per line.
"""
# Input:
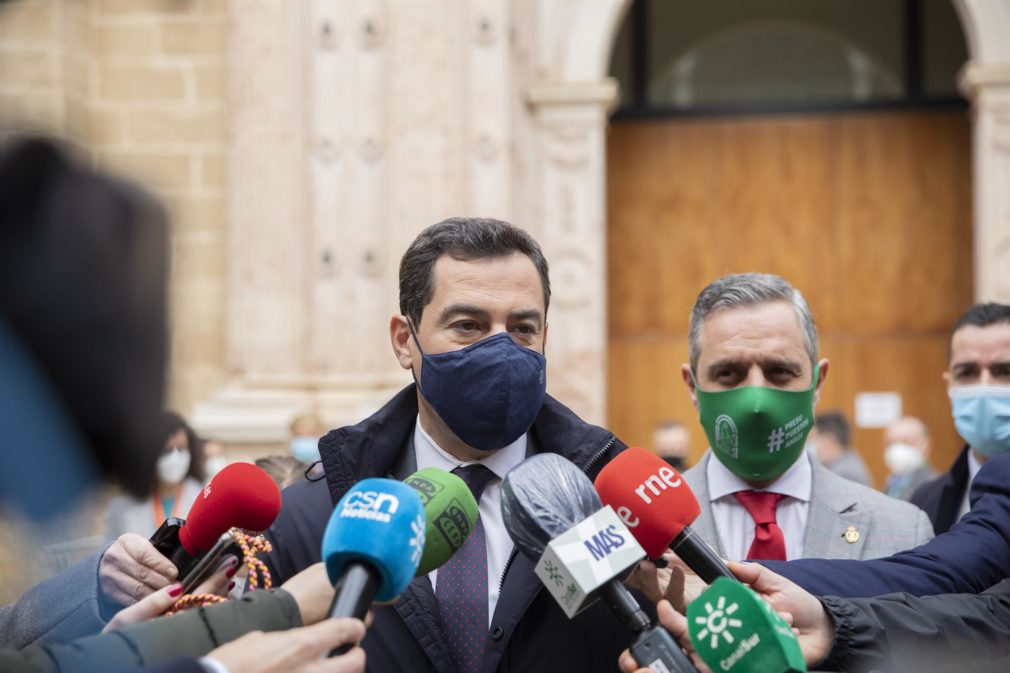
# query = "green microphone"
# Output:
<box><xmin>404</xmin><ymin>467</ymin><xmax>480</xmax><ymax>575</ymax></box>
<box><xmin>687</xmin><ymin>577</ymin><xmax>806</xmax><ymax>673</ymax></box>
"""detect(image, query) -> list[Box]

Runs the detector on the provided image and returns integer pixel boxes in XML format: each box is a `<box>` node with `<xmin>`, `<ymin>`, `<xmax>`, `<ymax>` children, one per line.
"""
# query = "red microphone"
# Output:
<box><xmin>594</xmin><ymin>446</ymin><xmax>732</xmax><ymax>583</ymax></box>
<box><xmin>150</xmin><ymin>463</ymin><xmax>281</xmax><ymax>578</ymax></box>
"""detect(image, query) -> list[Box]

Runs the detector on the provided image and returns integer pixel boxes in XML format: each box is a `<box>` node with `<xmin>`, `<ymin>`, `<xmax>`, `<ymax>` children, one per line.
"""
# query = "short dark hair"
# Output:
<box><xmin>815</xmin><ymin>411</ymin><xmax>851</xmax><ymax>448</ymax></box>
<box><xmin>398</xmin><ymin>217</ymin><xmax>551</xmax><ymax>327</ymax></box>
<box><xmin>162</xmin><ymin>411</ymin><xmax>206</xmax><ymax>483</ymax></box>
<box><xmin>950</xmin><ymin>303</ymin><xmax>1010</xmax><ymax>359</ymax></box>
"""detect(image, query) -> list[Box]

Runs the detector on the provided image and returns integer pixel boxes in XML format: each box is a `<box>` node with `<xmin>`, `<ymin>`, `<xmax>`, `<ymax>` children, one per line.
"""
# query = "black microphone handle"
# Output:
<box><xmin>597</xmin><ymin>581</ymin><xmax>698</xmax><ymax>673</ymax></box>
<box><xmin>669</xmin><ymin>527</ymin><xmax>734</xmax><ymax>584</ymax></box>
<box><xmin>148</xmin><ymin>517</ymin><xmax>199</xmax><ymax>579</ymax></box>
<box><xmin>327</xmin><ymin>562</ymin><xmax>381</xmax><ymax>656</ymax></box>
<box><xmin>630</xmin><ymin>625</ymin><xmax>699</xmax><ymax>673</ymax></box>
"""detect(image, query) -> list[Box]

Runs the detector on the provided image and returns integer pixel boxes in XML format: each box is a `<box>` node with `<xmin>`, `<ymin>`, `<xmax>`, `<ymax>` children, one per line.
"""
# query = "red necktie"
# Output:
<box><xmin>733</xmin><ymin>490</ymin><xmax>787</xmax><ymax>561</ymax></box>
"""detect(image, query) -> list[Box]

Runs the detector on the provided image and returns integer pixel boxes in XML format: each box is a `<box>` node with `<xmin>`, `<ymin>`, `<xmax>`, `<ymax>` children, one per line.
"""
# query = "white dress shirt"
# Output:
<box><xmin>413</xmin><ymin>417</ymin><xmax>525</xmax><ymax>626</ymax></box>
<box><xmin>707</xmin><ymin>450</ymin><xmax>813</xmax><ymax>561</ymax></box>
<box><xmin>957</xmin><ymin>448</ymin><xmax>985</xmax><ymax>521</ymax></box>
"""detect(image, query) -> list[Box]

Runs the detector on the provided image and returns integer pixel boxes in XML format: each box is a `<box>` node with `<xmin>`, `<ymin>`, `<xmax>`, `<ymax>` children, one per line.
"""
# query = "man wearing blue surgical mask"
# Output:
<box><xmin>911</xmin><ymin>303</ymin><xmax>1010</xmax><ymax>533</ymax></box>
<box><xmin>257</xmin><ymin>218</ymin><xmax>633</xmax><ymax>673</ymax></box>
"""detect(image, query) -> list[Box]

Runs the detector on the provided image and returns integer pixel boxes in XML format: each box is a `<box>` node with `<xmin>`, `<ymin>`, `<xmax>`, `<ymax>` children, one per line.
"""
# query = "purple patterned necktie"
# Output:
<box><xmin>436</xmin><ymin>464</ymin><xmax>497</xmax><ymax>673</ymax></box>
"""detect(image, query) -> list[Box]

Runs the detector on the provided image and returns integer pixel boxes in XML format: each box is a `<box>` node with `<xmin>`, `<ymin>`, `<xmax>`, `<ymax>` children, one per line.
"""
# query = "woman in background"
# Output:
<box><xmin>104</xmin><ymin>412</ymin><xmax>206</xmax><ymax>540</ymax></box>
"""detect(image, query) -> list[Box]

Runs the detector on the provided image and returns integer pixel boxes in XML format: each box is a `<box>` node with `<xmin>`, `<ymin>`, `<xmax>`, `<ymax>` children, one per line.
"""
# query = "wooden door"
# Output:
<box><xmin>606</xmin><ymin>111</ymin><xmax>972</xmax><ymax>487</ymax></box>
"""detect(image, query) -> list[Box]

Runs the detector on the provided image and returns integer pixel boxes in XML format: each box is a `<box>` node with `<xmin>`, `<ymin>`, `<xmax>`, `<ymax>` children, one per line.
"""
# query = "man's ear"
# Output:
<box><xmin>542</xmin><ymin>322</ymin><xmax>549</xmax><ymax>353</ymax></box>
<box><xmin>681</xmin><ymin>364</ymin><xmax>699</xmax><ymax>411</ymax></box>
<box><xmin>390</xmin><ymin>315</ymin><xmax>414</xmax><ymax>370</ymax></box>
<box><xmin>812</xmin><ymin>358</ymin><xmax>830</xmax><ymax>406</ymax></box>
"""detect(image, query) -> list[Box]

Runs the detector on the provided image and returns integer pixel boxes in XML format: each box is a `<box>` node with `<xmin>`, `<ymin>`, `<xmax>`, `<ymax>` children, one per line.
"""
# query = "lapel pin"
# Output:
<box><xmin>843</xmin><ymin>526</ymin><xmax>860</xmax><ymax>544</ymax></box>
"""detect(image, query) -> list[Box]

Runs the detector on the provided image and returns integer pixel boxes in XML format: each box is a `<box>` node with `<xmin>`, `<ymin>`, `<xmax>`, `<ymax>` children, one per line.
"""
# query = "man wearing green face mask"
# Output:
<box><xmin>680</xmin><ymin>273</ymin><xmax>933</xmax><ymax>563</ymax></box>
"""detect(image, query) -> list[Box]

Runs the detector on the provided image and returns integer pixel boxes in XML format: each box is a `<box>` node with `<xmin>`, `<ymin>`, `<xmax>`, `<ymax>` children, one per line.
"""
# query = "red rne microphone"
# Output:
<box><xmin>150</xmin><ymin>462</ymin><xmax>282</xmax><ymax>579</ymax></box>
<box><xmin>594</xmin><ymin>446</ymin><xmax>733</xmax><ymax>583</ymax></box>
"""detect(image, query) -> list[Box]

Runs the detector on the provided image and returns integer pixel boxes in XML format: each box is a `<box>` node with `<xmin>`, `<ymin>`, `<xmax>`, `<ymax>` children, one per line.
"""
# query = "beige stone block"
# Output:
<box><xmin>0</xmin><ymin>92</ymin><xmax>62</xmax><ymax>131</ymax></box>
<box><xmin>128</xmin><ymin>108</ymin><xmax>225</xmax><ymax>144</ymax></box>
<box><xmin>0</xmin><ymin>0</ymin><xmax>57</xmax><ymax>44</ymax></box>
<box><xmin>198</xmin><ymin>151</ymin><xmax>226</xmax><ymax>189</ymax></box>
<box><xmin>85</xmin><ymin>21</ymin><xmax>159</xmax><ymax>60</ymax></box>
<box><xmin>99</xmin><ymin>64</ymin><xmax>185</xmax><ymax>101</ymax></box>
<box><xmin>64</xmin><ymin>56</ymin><xmax>95</xmax><ymax>100</ymax></box>
<box><xmin>193</xmin><ymin>63</ymin><xmax>226</xmax><ymax>99</ymax></box>
<box><xmin>100</xmin><ymin>149</ymin><xmax>193</xmax><ymax>191</ymax></box>
<box><xmin>65</xmin><ymin>101</ymin><xmax>129</xmax><ymax>145</ymax></box>
<box><xmin>166</xmin><ymin>194</ymin><xmax>226</xmax><ymax>233</ymax></box>
<box><xmin>0</xmin><ymin>49</ymin><xmax>58</xmax><ymax>90</ymax></box>
<box><xmin>160</xmin><ymin>20</ymin><xmax>226</xmax><ymax>56</ymax></box>
<box><xmin>97</xmin><ymin>0</ymin><xmax>194</xmax><ymax>17</ymax></box>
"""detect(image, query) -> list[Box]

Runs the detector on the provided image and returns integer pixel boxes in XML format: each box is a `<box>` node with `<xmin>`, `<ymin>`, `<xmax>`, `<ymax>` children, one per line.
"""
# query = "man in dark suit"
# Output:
<box><xmin>911</xmin><ymin>303</ymin><xmax>1010</xmax><ymax>533</ymax></box>
<box><xmin>261</xmin><ymin>218</ymin><xmax>636</xmax><ymax>673</ymax></box>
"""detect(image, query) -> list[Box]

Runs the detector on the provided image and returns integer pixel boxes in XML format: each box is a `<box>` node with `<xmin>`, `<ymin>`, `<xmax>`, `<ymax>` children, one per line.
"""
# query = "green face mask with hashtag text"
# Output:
<box><xmin>694</xmin><ymin>365</ymin><xmax>819</xmax><ymax>482</ymax></box>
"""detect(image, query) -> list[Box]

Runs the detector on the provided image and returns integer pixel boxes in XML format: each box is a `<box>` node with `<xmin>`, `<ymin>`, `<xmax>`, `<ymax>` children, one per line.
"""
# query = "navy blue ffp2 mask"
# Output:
<box><xmin>410</xmin><ymin>328</ymin><xmax>547</xmax><ymax>452</ymax></box>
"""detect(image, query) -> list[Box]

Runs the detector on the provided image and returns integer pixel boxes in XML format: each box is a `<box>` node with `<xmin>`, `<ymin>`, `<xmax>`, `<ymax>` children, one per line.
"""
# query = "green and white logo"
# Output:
<box><xmin>693</xmin><ymin>594</ymin><xmax>744</xmax><ymax>650</ymax></box>
<box><xmin>714</xmin><ymin>414</ymin><xmax>739</xmax><ymax>459</ymax></box>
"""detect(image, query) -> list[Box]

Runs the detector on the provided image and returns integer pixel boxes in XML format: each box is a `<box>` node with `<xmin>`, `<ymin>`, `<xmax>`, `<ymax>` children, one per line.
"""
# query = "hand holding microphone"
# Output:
<box><xmin>321</xmin><ymin>477</ymin><xmax>426</xmax><ymax>654</ymax></box>
<box><xmin>149</xmin><ymin>462</ymin><xmax>282</xmax><ymax>580</ymax></box>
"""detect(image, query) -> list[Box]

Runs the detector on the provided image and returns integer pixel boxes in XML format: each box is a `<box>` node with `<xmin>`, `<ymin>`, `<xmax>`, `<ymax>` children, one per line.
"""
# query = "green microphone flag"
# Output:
<box><xmin>687</xmin><ymin>577</ymin><xmax>806</xmax><ymax>673</ymax></box>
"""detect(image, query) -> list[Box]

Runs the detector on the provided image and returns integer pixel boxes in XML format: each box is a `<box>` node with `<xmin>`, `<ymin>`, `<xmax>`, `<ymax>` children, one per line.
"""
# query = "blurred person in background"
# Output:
<box><xmin>810</xmin><ymin>411</ymin><xmax>872</xmax><ymax>487</ymax></box>
<box><xmin>288</xmin><ymin>412</ymin><xmax>322</xmax><ymax>465</ymax></box>
<box><xmin>104</xmin><ymin>412</ymin><xmax>206</xmax><ymax>541</ymax></box>
<box><xmin>883</xmin><ymin>415</ymin><xmax>936</xmax><ymax>502</ymax></box>
<box><xmin>911</xmin><ymin>303</ymin><xmax>1010</xmax><ymax>533</ymax></box>
<box><xmin>255</xmin><ymin>455</ymin><xmax>309</xmax><ymax>491</ymax></box>
<box><xmin>0</xmin><ymin>137</ymin><xmax>367</xmax><ymax>672</ymax></box>
<box><xmin>652</xmin><ymin>419</ymin><xmax>691</xmax><ymax>471</ymax></box>
<box><xmin>202</xmin><ymin>440</ymin><xmax>229</xmax><ymax>478</ymax></box>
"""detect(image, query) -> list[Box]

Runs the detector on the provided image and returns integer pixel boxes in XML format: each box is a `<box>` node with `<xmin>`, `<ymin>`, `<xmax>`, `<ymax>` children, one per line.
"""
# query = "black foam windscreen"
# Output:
<box><xmin>500</xmin><ymin>453</ymin><xmax>602</xmax><ymax>558</ymax></box>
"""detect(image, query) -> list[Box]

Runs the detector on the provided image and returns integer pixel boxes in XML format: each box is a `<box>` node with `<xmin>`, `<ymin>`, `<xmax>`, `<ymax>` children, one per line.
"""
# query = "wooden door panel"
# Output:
<box><xmin>818</xmin><ymin>336</ymin><xmax>963</xmax><ymax>487</ymax></box>
<box><xmin>717</xmin><ymin>118</ymin><xmax>841</xmax><ymax>328</ymax></box>
<box><xmin>608</xmin><ymin>121</ymin><xmax>724</xmax><ymax>335</ymax></box>
<box><xmin>836</xmin><ymin>113</ymin><xmax>973</xmax><ymax>333</ymax></box>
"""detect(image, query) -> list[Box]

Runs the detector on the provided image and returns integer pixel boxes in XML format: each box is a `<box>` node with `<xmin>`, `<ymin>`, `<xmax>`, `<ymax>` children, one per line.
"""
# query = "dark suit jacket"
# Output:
<box><xmin>762</xmin><ymin>451</ymin><xmax>1010</xmax><ymax>597</ymax></box>
<box><xmin>910</xmin><ymin>445</ymin><xmax>972</xmax><ymax>534</ymax></box>
<box><xmin>261</xmin><ymin>384</ymin><xmax>638</xmax><ymax>673</ymax></box>
<box><xmin>819</xmin><ymin>578</ymin><xmax>1010</xmax><ymax>672</ymax></box>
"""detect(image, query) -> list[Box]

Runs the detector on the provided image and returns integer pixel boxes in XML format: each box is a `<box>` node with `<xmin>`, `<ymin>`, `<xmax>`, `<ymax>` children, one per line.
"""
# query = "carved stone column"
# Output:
<box><xmin>961</xmin><ymin>64</ymin><xmax>1010</xmax><ymax>303</ymax></box>
<box><xmin>525</xmin><ymin>81</ymin><xmax>618</xmax><ymax>425</ymax></box>
<box><xmin>953</xmin><ymin>0</ymin><xmax>1010</xmax><ymax>303</ymax></box>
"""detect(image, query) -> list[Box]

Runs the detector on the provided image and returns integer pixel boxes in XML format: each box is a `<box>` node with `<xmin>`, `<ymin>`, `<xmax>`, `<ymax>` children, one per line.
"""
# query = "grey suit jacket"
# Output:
<box><xmin>683</xmin><ymin>452</ymin><xmax>934</xmax><ymax>560</ymax></box>
<box><xmin>0</xmin><ymin>549</ymin><xmax>108</xmax><ymax>650</ymax></box>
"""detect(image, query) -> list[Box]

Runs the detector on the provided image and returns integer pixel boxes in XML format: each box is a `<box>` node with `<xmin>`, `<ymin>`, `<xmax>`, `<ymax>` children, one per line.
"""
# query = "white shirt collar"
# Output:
<box><xmin>412</xmin><ymin>416</ymin><xmax>527</xmax><ymax>481</ymax></box>
<box><xmin>967</xmin><ymin>447</ymin><xmax>984</xmax><ymax>486</ymax></box>
<box><xmin>707</xmin><ymin>449</ymin><xmax>813</xmax><ymax>503</ymax></box>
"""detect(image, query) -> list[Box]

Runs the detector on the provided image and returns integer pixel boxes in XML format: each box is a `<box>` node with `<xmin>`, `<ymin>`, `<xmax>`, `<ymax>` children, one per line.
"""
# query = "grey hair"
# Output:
<box><xmin>688</xmin><ymin>273</ymin><xmax>818</xmax><ymax>372</ymax></box>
